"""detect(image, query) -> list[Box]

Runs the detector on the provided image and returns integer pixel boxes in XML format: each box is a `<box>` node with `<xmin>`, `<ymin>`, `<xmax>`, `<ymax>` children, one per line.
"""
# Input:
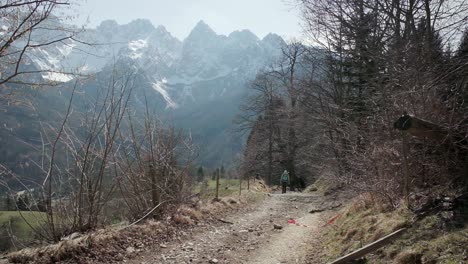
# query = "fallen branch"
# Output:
<box><xmin>310</xmin><ymin>203</ymin><xmax>342</xmax><ymax>214</ymax></box>
<box><xmin>309</xmin><ymin>208</ymin><xmax>325</xmax><ymax>214</ymax></box>
<box><xmin>217</xmin><ymin>218</ymin><xmax>234</xmax><ymax>225</ymax></box>
<box><xmin>121</xmin><ymin>200</ymin><xmax>170</xmax><ymax>230</ymax></box>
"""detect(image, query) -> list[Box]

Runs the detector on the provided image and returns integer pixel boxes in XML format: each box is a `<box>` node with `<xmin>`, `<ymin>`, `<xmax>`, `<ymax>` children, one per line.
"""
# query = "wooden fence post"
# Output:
<box><xmin>239</xmin><ymin>175</ymin><xmax>242</xmax><ymax>196</ymax></box>
<box><xmin>215</xmin><ymin>169</ymin><xmax>220</xmax><ymax>201</ymax></box>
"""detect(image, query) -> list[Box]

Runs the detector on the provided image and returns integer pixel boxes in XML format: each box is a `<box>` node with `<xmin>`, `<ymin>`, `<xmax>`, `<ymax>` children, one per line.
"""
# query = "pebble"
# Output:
<box><xmin>126</xmin><ymin>246</ymin><xmax>135</xmax><ymax>253</ymax></box>
<box><xmin>273</xmin><ymin>223</ymin><xmax>283</xmax><ymax>230</ymax></box>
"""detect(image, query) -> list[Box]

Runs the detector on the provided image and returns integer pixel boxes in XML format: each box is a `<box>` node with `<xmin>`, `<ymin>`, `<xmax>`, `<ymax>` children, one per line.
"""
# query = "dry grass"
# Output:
<box><xmin>306</xmin><ymin>176</ymin><xmax>343</xmax><ymax>196</ymax></box>
<box><xmin>321</xmin><ymin>193</ymin><xmax>411</xmax><ymax>263</ymax></box>
<box><xmin>6</xmin><ymin>181</ymin><xmax>268</xmax><ymax>263</ymax></box>
<box><xmin>393</xmin><ymin>250</ymin><xmax>422</xmax><ymax>264</ymax></box>
<box><xmin>321</xmin><ymin>192</ymin><xmax>468</xmax><ymax>264</ymax></box>
<box><xmin>177</xmin><ymin>206</ymin><xmax>203</xmax><ymax>222</ymax></box>
<box><xmin>9</xmin><ymin>235</ymin><xmax>91</xmax><ymax>263</ymax></box>
<box><xmin>172</xmin><ymin>214</ymin><xmax>194</xmax><ymax>226</ymax></box>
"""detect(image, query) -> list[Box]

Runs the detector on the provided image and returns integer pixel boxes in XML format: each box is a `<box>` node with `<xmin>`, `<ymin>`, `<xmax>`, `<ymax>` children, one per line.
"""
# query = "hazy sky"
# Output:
<box><xmin>74</xmin><ymin>0</ymin><xmax>303</xmax><ymax>40</ymax></box>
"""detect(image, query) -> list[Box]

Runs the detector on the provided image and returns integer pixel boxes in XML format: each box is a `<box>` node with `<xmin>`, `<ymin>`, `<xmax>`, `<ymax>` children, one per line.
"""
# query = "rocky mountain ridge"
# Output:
<box><xmin>4</xmin><ymin>18</ymin><xmax>286</xmax><ymax>168</ymax></box>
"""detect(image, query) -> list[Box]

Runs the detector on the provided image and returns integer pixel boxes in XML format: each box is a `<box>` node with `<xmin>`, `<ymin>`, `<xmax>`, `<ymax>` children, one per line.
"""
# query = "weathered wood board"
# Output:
<box><xmin>328</xmin><ymin>228</ymin><xmax>407</xmax><ymax>264</ymax></box>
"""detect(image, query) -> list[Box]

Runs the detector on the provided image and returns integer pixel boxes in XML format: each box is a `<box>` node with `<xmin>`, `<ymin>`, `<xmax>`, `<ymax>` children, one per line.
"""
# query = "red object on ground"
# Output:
<box><xmin>324</xmin><ymin>214</ymin><xmax>341</xmax><ymax>227</ymax></box>
<box><xmin>287</xmin><ymin>219</ymin><xmax>296</xmax><ymax>224</ymax></box>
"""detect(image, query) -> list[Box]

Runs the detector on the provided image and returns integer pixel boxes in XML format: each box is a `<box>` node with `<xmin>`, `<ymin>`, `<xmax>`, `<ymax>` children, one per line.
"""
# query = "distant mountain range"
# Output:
<box><xmin>1</xmin><ymin>19</ymin><xmax>286</xmax><ymax>181</ymax></box>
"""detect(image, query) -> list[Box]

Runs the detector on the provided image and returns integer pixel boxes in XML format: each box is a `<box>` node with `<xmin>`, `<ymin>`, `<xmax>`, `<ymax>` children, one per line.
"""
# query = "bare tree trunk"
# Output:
<box><xmin>267</xmin><ymin>121</ymin><xmax>273</xmax><ymax>185</ymax></box>
<box><xmin>215</xmin><ymin>170</ymin><xmax>220</xmax><ymax>201</ymax></box>
<box><xmin>149</xmin><ymin>164</ymin><xmax>160</xmax><ymax>218</ymax></box>
<box><xmin>402</xmin><ymin>133</ymin><xmax>411</xmax><ymax>208</ymax></box>
<box><xmin>239</xmin><ymin>175</ymin><xmax>242</xmax><ymax>196</ymax></box>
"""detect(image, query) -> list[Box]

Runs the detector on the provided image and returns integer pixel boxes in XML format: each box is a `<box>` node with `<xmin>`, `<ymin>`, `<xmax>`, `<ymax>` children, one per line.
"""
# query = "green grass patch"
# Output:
<box><xmin>194</xmin><ymin>179</ymin><xmax>241</xmax><ymax>200</ymax></box>
<box><xmin>0</xmin><ymin>211</ymin><xmax>48</xmax><ymax>252</ymax></box>
<box><xmin>0</xmin><ymin>211</ymin><xmax>48</xmax><ymax>233</ymax></box>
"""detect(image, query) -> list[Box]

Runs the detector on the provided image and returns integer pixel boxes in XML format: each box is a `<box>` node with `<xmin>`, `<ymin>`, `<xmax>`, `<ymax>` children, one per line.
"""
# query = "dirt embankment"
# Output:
<box><xmin>3</xmin><ymin>193</ymin><xmax>259</xmax><ymax>264</ymax></box>
<box><xmin>5</xmin><ymin>181</ymin><xmax>339</xmax><ymax>264</ymax></box>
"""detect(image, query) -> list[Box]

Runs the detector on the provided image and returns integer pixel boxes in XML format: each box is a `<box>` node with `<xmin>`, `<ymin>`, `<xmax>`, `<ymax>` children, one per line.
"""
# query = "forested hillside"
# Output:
<box><xmin>240</xmin><ymin>0</ymin><xmax>468</xmax><ymax>205</ymax></box>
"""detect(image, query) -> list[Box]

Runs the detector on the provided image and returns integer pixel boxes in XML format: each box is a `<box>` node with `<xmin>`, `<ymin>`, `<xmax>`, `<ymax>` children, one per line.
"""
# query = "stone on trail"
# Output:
<box><xmin>126</xmin><ymin>246</ymin><xmax>136</xmax><ymax>253</ymax></box>
<box><xmin>210</xmin><ymin>258</ymin><xmax>219</xmax><ymax>263</ymax></box>
<box><xmin>273</xmin><ymin>223</ymin><xmax>283</xmax><ymax>230</ymax></box>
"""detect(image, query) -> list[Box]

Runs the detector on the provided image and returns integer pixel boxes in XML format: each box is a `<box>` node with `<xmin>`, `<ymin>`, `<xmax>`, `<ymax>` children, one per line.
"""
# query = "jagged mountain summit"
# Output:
<box><xmin>11</xmin><ymin>19</ymin><xmax>286</xmax><ymax>166</ymax></box>
<box><xmin>29</xmin><ymin>19</ymin><xmax>285</xmax><ymax>108</ymax></box>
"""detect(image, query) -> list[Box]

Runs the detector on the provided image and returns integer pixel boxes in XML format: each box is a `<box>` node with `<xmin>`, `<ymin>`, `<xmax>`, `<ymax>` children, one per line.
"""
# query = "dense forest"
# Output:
<box><xmin>239</xmin><ymin>0</ymin><xmax>468</xmax><ymax>206</ymax></box>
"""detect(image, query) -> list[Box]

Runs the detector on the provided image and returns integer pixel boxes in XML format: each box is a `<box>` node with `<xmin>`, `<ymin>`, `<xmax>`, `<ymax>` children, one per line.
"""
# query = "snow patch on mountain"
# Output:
<box><xmin>56</xmin><ymin>42</ymin><xmax>76</xmax><ymax>57</ymax></box>
<box><xmin>128</xmin><ymin>39</ymin><xmax>148</xmax><ymax>59</ymax></box>
<box><xmin>43</xmin><ymin>72</ymin><xmax>74</xmax><ymax>82</ymax></box>
<box><xmin>0</xmin><ymin>25</ymin><xmax>7</xmax><ymax>36</ymax></box>
<box><xmin>152</xmin><ymin>80</ymin><xmax>178</xmax><ymax>109</ymax></box>
<box><xmin>29</xmin><ymin>48</ymin><xmax>73</xmax><ymax>82</ymax></box>
<box><xmin>35</xmin><ymin>49</ymin><xmax>60</xmax><ymax>68</ymax></box>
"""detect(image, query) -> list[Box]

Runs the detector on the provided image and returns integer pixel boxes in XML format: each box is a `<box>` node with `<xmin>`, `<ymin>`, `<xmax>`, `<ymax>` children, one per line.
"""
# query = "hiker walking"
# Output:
<box><xmin>280</xmin><ymin>170</ymin><xmax>290</xmax><ymax>194</ymax></box>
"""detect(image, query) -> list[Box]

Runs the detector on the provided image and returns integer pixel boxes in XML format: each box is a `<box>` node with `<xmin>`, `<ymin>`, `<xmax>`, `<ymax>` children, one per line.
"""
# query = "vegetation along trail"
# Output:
<box><xmin>131</xmin><ymin>192</ymin><xmax>328</xmax><ymax>264</ymax></box>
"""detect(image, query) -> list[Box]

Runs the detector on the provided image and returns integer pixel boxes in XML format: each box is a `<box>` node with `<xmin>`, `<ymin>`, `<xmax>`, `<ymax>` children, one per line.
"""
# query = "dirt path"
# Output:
<box><xmin>131</xmin><ymin>192</ymin><xmax>329</xmax><ymax>264</ymax></box>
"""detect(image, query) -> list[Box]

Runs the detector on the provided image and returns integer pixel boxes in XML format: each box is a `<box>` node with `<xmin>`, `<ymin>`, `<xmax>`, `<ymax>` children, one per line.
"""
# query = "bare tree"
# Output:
<box><xmin>237</xmin><ymin>42</ymin><xmax>323</xmax><ymax>188</ymax></box>
<box><xmin>296</xmin><ymin>0</ymin><xmax>468</xmax><ymax>204</ymax></box>
<box><xmin>236</xmin><ymin>71</ymin><xmax>281</xmax><ymax>185</ymax></box>
<box><xmin>0</xmin><ymin>0</ymin><xmax>81</xmax><ymax>88</ymax></box>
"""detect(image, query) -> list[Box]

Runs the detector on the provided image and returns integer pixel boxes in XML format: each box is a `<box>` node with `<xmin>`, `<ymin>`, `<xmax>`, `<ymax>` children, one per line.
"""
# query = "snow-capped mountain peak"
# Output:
<box><xmin>228</xmin><ymin>29</ymin><xmax>259</xmax><ymax>43</ymax></box>
<box><xmin>25</xmin><ymin>19</ymin><xmax>285</xmax><ymax>106</ymax></box>
<box><xmin>13</xmin><ymin>18</ymin><xmax>288</xmax><ymax>167</ymax></box>
<box><xmin>187</xmin><ymin>20</ymin><xmax>218</xmax><ymax>40</ymax></box>
<box><xmin>128</xmin><ymin>39</ymin><xmax>148</xmax><ymax>59</ymax></box>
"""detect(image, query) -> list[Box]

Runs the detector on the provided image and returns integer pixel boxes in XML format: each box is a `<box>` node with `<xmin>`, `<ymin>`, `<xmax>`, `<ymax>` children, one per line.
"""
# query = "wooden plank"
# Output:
<box><xmin>328</xmin><ymin>228</ymin><xmax>406</xmax><ymax>264</ymax></box>
<box><xmin>393</xmin><ymin>114</ymin><xmax>447</xmax><ymax>141</ymax></box>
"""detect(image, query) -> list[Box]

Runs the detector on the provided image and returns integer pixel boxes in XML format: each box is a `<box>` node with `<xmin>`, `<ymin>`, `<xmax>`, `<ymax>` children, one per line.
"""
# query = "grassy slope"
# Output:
<box><xmin>0</xmin><ymin>211</ymin><xmax>47</xmax><ymax>231</ymax></box>
<box><xmin>0</xmin><ymin>211</ymin><xmax>48</xmax><ymax>251</ymax></box>
<box><xmin>320</xmin><ymin>195</ymin><xmax>468</xmax><ymax>263</ymax></box>
<box><xmin>194</xmin><ymin>179</ymin><xmax>242</xmax><ymax>199</ymax></box>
